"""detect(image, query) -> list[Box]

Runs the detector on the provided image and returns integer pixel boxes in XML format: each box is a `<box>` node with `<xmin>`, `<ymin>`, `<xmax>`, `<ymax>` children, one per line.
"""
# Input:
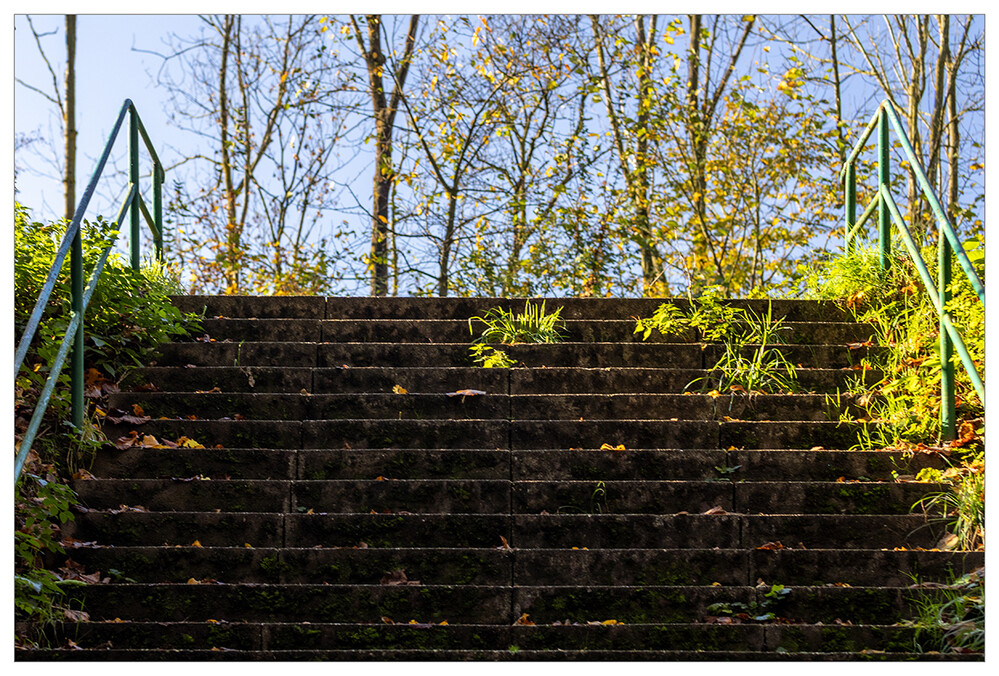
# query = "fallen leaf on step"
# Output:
<box><xmin>935</xmin><ymin>532</ymin><xmax>959</xmax><ymax>551</ymax></box>
<box><xmin>497</xmin><ymin>535</ymin><xmax>512</xmax><ymax>550</ymax></box>
<box><xmin>446</xmin><ymin>389</ymin><xmax>486</xmax><ymax>397</ymax></box>
<box><xmin>756</xmin><ymin>541</ymin><xmax>786</xmax><ymax>551</ymax></box>
<box><xmin>380</xmin><ymin>569</ymin><xmax>420</xmax><ymax>586</ymax></box>
<box><xmin>599</xmin><ymin>443</ymin><xmax>625</xmax><ymax>451</ymax></box>
<box><xmin>513</xmin><ymin>613</ymin><xmax>535</xmax><ymax>626</ymax></box>
<box><xmin>392</xmin><ymin>385</ymin><xmax>408</xmax><ymax>394</ymax></box>
<box><xmin>702</xmin><ymin>506</ymin><xmax>728</xmax><ymax>515</ymax></box>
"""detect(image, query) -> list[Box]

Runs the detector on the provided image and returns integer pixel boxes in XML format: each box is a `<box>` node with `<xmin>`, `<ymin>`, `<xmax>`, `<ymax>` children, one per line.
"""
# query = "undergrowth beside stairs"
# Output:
<box><xmin>14</xmin><ymin>202</ymin><xmax>200</xmax><ymax>648</ymax></box>
<box><xmin>806</xmin><ymin>240</ymin><xmax>984</xmax><ymax>655</ymax></box>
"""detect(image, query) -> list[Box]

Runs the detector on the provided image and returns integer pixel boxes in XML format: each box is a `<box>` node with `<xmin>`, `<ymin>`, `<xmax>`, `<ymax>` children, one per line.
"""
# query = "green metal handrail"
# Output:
<box><xmin>14</xmin><ymin>99</ymin><xmax>165</xmax><ymax>485</ymax></box>
<box><xmin>841</xmin><ymin>100</ymin><xmax>984</xmax><ymax>440</ymax></box>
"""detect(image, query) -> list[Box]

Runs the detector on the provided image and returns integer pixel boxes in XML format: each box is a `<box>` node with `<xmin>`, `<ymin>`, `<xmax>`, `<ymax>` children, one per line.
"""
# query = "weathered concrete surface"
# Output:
<box><xmin>51</xmin><ymin>295</ymin><xmax>979</xmax><ymax>661</ymax></box>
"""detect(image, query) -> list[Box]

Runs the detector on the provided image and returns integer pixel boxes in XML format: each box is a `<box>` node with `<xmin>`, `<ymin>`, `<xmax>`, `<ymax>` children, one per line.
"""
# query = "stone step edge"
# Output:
<box><xmin>15</xmin><ymin>649</ymin><xmax>981</xmax><ymax>661</ymax></box>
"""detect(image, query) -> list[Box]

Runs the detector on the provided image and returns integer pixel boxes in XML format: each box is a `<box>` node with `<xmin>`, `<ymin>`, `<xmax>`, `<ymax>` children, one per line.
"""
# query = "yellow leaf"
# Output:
<box><xmin>601</xmin><ymin>619</ymin><xmax>621</xmax><ymax>625</ymax></box>
<box><xmin>599</xmin><ymin>443</ymin><xmax>625</xmax><ymax>451</ymax></box>
<box><xmin>187</xmin><ymin>578</ymin><xmax>200</xmax><ymax>584</ymax></box>
<box><xmin>392</xmin><ymin>385</ymin><xmax>408</xmax><ymax>394</ymax></box>
<box><xmin>244</xmin><ymin>543</ymin><xmax>253</xmax><ymax>548</ymax></box>
<box><xmin>191</xmin><ymin>540</ymin><xmax>203</xmax><ymax>548</ymax></box>
<box><xmin>439</xmin><ymin>620</ymin><xmax>449</xmax><ymax>626</ymax></box>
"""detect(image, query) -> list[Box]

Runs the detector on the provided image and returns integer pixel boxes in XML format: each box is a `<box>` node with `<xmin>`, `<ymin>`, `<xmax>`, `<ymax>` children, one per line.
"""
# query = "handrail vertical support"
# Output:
<box><xmin>877</xmin><ymin>105</ymin><xmax>891</xmax><ymax>271</ymax></box>
<box><xmin>70</xmin><ymin>224</ymin><xmax>84</xmax><ymax>429</ymax></box>
<box><xmin>939</xmin><ymin>233</ymin><xmax>956</xmax><ymax>441</ymax></box>
<box><xmin>845</xmin><ymin>162</ymin><xmax>857</xmax><ymax>252</ymax></box>
<box><xmin>129</xmin><ymin>105</ymin><xmax>141</xmax><ymax>271</ymax></box>
<box><xmin>153</xmin><ymin>162</ymin><xmax>164</xmax><ymax>261</ymax></box>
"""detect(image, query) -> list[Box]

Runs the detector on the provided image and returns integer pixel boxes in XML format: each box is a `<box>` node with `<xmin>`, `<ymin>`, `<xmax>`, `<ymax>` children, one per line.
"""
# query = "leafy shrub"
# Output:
<box><xmin>806</xmin><ymin>240</ymin><xmax>984</xmax><ymax>447</ymax></box>
<box><xmin>13</xmin><ymin>202</ymin><xmax>199</xmax><ymax>643</ymax></box>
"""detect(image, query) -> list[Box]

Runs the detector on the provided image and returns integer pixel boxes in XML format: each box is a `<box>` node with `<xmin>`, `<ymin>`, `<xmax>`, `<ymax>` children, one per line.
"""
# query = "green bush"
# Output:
<box><xmin>14</xmin><ymin>202</ymin><xmax>199</xmax><ymax>641</ymax></box>
<box><xmin>806</xmin><ymin>240</ymin><xmax>984</xmax><ymax>447</ymax></box>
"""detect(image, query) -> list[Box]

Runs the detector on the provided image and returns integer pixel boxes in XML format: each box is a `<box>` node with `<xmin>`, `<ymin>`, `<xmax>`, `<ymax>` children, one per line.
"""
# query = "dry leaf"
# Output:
<box><xmin>702</xmin><ymin>506</ymin><xmax>728</xmax><ymax>515</ymax></box>
<box><xmin>514</xmin><ymin>613</ymin><xmax>535</xmax><ymax>626</ymax></box>
<box><xmin>392</xmin><ymin>385</ymin><xmax>408</xmax><ymax>394</ymax></box>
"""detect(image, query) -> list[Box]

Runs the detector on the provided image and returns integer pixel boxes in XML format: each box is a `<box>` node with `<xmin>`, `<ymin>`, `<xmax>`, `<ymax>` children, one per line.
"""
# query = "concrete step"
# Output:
<box><xmin>124</xmin><ymin>365</ymin><xmax>882</xmax><ymax>395</ymax></box>
<box><xmin>29</xmin><ymin>619</ymin><xmax>970</xmax><ymax>655</ymax></box>
<box><xmin>152</xmin><ymin>340</ymin><xmax>881</xmax><ymax>370</ymax></box>
<box><xmin>61</xmin><ymin>581</ymin><xmax>925</xmax><ymax>625</ymax></box>
<box><xmin>18</xmin><ymin>647</ymin><xmax>982</xmax><ymax>661</ymax></box>
<box><xmin>67</xmin><ymin>546</ymin><xmax>982</xmax><ymax>588</ymax></box>
<box><xmin>90</xmin><ymin>447</ymin><xmax>947</xmax><ymax>483</ymax></box>
<box><xmin>72</xmin><ymin>477</ymin><xmax>941</xmax><ymax>516</ymax></box>
<box><xmin>171</xmin><ymin>295</ymin><xmax>855</xmax><ymax>323</ymax></box>
<box><xmin>106</xmin><ymin>392</ymin><xmax>875</xmax><ymax>422</ymax></box>
<box><xmin>191</xmin><ymin>317</ymin><xmax>872</xmax><ymax>346</ymax></box>
<box><xmin>65</xmin><ymin>583</ymin><xmax>512</xmax><ymax>624</ymax></box>
<box><xmin>66</xmin><ymin>512</ymin><xmax>942</xmax><ymax>550</ymax></box>
<box><xmin>67</xmin><ymin>547</ymin><xmax>513</xmax><ymax>585</ymax></box>
<box><xmin>101</xmin><ymin>418</ymin><xmax>874</xmax><ymax>451</ymax></box>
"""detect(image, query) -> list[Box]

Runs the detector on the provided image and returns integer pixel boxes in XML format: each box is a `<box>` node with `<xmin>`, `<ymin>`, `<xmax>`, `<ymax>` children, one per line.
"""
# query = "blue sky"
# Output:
<box><xmin>14</xmin><ymin>14</ymin><xmax>204</xmax><ymax>221</ymax></box>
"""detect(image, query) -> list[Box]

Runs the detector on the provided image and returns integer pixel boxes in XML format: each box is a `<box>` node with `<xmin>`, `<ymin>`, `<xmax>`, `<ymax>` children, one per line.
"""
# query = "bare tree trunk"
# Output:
<box><xmin>353</xmin><ymin>14</ymin><xmax>420</xmax><ymax>296</ymax></box>
<box><xmin>829</xmin><ymin>15</ymin><xmax>846</xmax><ymax>166</ymax></box>
<box><xmin>63</xmin><ymin>15</ymin><xmax>76</xmax><ymax>222</ymax></box>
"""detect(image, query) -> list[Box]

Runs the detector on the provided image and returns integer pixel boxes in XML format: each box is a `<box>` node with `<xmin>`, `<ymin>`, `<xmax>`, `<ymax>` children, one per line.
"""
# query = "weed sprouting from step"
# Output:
<box><xmin>636</xmin><ymin>292</ymin><xmax>800</xmax><ymax>394</ymax></box>
<box><xmin>903</xmin><ymin>566</ymin><xmax>984</xmax><ymax>654</ymax></box>
<box><xmin>705</xmin><ymin>584</ymin><xmax>791</xmax><ymax>623</ymax></box>
<box><xmin>468</xmin><ymin>300</ymin><xmax>565</xmax><ymax>367</ymax></box>
<box><xmin>911</xmin><ymin>452</ymin><xmax>984</xmax><ymax>551</ymax></box>
<box><xmin>808</xmin><ymin>242</ymin><xmax>984</xmax><ymax>448</ymax></box>
<box><xmin>634</xmin><ymin>286</ymin><xmax>743</xmax><ymax>343</ymax></box>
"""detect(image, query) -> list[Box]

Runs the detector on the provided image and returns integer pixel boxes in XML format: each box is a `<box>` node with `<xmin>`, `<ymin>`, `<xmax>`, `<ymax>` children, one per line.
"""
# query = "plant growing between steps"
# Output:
<box><xmin>468</xmin><ymin>300</ymin><xmax>565</xmax><ymax>367</ymax></box>
<box><xmin>634</xmin><ymin>288</ymin><xmax>799</xmax><ymax>394</ymax></box>
<box><xmin>904</xmin><ymin>566</ymin><xmax>984</xmax><ymax>654</ymax></box>
<box><xmin>911</xmin><ymin>452</ymin><xmax>984</xmax><ymax>551</ymax></box>
<box><xmin>706</xmin><ymin>584</ymin><xmax>792</xmax><ymax>623</ymax></box>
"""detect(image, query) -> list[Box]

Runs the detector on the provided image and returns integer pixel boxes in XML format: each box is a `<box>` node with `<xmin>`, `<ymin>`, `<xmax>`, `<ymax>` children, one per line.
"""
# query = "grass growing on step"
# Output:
<box><xmin>468</xmin><ymin>300</ymin><xmax>565</xmax><ymax>367</ymax></box>
<box><xmin>635</xmin><ymin>289</ymin><xmax>799</xmax><ymax>394</ymax></box>
<box><xmin>903</xmin><ymin>566</ymin><xmax>984</xmax><ymax>654</ymax></box>
<box><xmin>911</xmin><ymin>452</ymin><xmax>984</xmax><ymax>551</ymax></box>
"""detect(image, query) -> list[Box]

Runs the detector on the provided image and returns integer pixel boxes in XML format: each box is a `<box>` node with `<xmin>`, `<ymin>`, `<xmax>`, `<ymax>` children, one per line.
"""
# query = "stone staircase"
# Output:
<box><xmin>22</xmin><ymin>296</ymin><xmax>983</xmax><ymax>660</ymax></box>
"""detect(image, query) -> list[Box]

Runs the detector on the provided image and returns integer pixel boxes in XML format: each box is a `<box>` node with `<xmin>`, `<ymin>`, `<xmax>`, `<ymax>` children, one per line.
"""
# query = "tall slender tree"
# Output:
<box><xmin>350</xmin><ymin>14</ymin><xmax>420</xmax><ymax>296</ymax></box>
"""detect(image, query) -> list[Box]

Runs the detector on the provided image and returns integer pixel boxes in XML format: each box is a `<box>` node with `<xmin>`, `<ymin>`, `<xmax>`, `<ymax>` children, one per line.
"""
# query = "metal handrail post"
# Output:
<box><xmin>845</xmin><ymin>162</ymin><xmax>856</xmax><ymax>252</ymax></box>
<box><xmin>877</xmin><ymin>105</ymin><xmax>891</xmax><ymax>271</ymax></box>
<box><xmin>70</xmin><ymin>220</ymin><xmax>84</xmax><ymax>429</ymax></box>
<box><xmin>153</xmin><ymin>162</ymin><xmax>164</xmax><ymax>261</ymax></box>
<box><xmin>940</xmin><ymin>232</ymin><xmax>955</xmax><ymax>440</ymax></box>
<box><xmin>129</xmin><ymin>105</ymin><xmax>141</xmax><ymax>271</ymax></box>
